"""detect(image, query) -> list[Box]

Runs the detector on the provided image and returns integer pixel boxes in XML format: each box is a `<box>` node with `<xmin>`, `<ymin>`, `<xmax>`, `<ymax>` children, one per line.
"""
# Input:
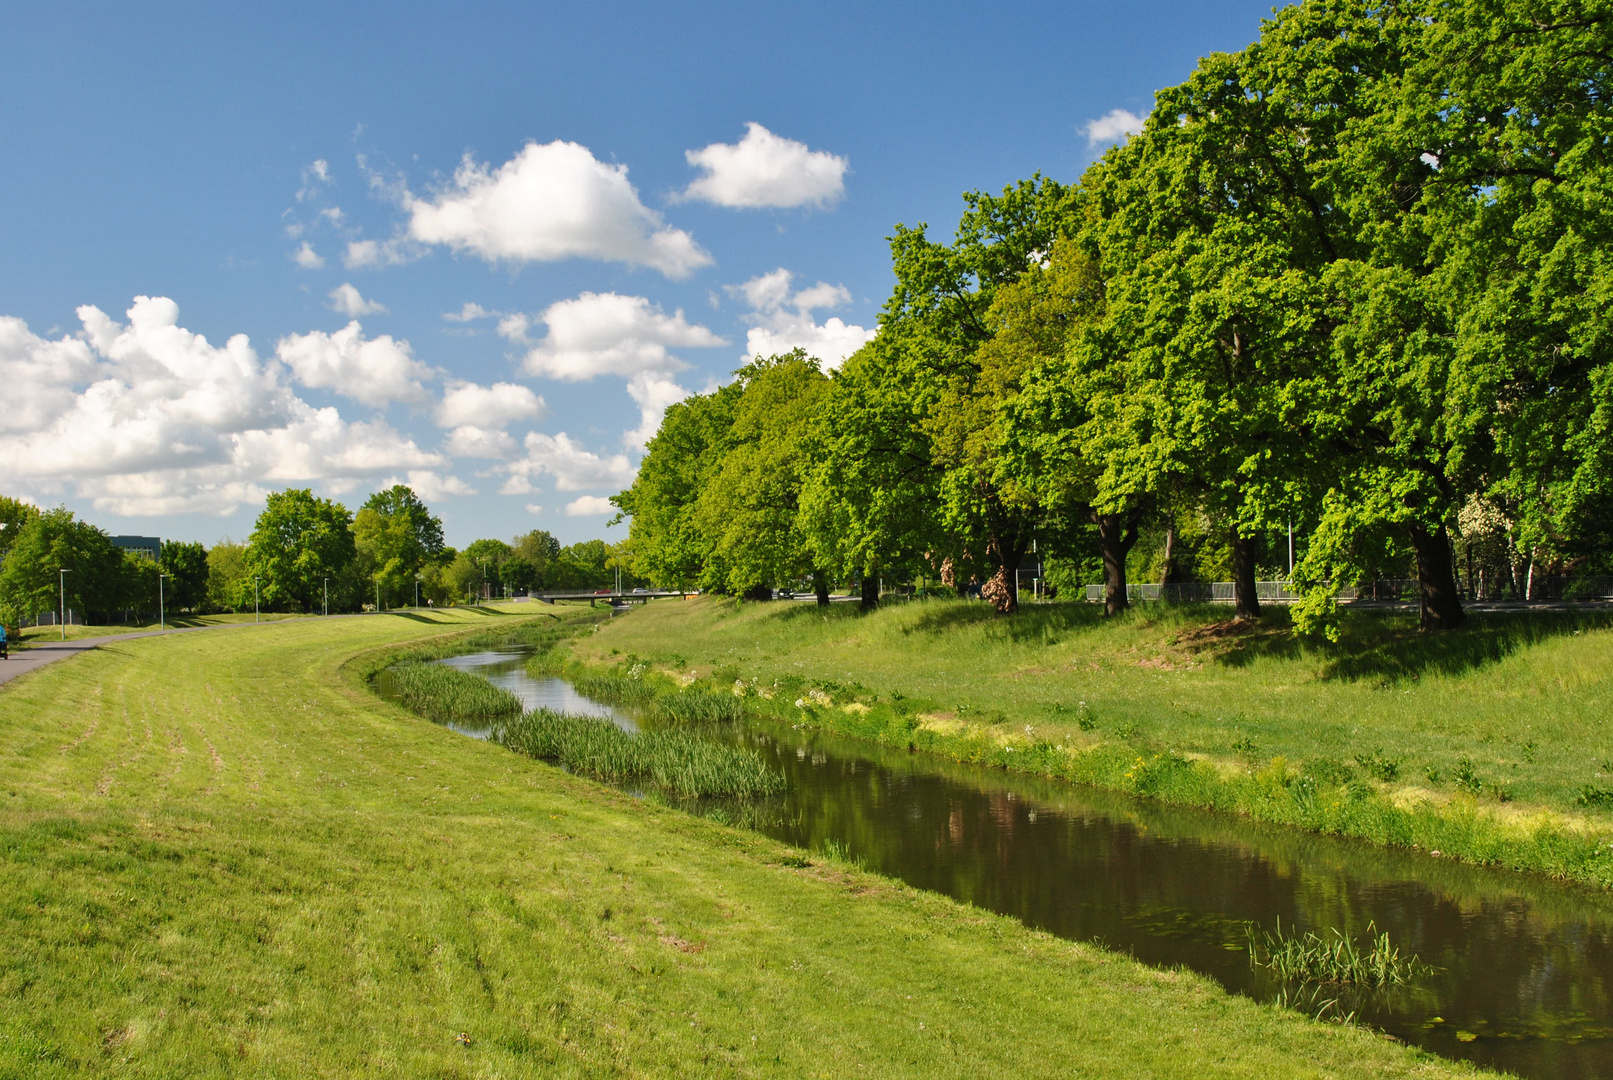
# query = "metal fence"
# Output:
<box><xmin>1081</xmin><ymin>576</ymin><xmax>1613</xmax><ymax>604</ymax></box>
<box><xmin>1082</xmin><ymin>580</ymin><xmax>1420</xmax><ymax>604</ymax></box>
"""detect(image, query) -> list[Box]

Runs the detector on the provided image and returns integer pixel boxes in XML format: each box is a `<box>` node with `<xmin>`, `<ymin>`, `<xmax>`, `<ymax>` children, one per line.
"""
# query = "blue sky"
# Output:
<box><xmin>0</xmin><ymin>1</ymin><xmax>1278</xmax><ymax>549</ymax></box>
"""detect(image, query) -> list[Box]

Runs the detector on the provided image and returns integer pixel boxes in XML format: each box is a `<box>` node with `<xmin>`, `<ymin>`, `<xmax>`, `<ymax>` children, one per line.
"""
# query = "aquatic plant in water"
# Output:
<box><xmin>495</xmin><ymin>709</ymin><xmax>784</xmax><ymax>799</ymax></box>
<box><xmin>1247</xmin><ymin>919</ymin><xmax>1427</xmax><ymax>990</ymax></box>
<box><xmin>386</xmin><ymin>663</ymin><xmax>524</xmax><ymax>724</ymax></box>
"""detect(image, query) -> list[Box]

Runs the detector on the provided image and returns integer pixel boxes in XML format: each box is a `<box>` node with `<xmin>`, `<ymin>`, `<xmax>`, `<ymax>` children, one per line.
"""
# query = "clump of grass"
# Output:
<box><xmin>524</xmin><ymin>649</ymin><xmax>566</xmax><ymax>677</ymax></box>
<box><xmin>495</xmin><ymin>709</ymin><xmax>784</xmax><ymax>798</ymax></box>
<box><xmin>1248</xmin><ymin>919</ymin><xmax>1427</xmax><ymax>990</ymax></box>
<box><xmin>571</xmin><ymin>670</ymin><xmax>660</xmax><ymax>704</ymax></box>
<box><xmin>384</xmin><ymin>662</ymin><xmax>524</xmax><ymax>724</ymax></box>
<box><xmin>653</xmin><ymin>690</ymin><xmax>748</xmax><ymax>725</ymax></box>
<box><xmin>1353</xmin><ymin>748</ymin><xmax>1401</xmax><ymax>782</ymax></box>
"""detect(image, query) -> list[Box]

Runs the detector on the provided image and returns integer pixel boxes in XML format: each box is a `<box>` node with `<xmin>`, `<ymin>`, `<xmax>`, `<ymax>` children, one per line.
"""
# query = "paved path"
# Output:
<box><xmin>0</xmin><ymin>625</ymin><xmax>222</xmax><ymax>687</ymax></box>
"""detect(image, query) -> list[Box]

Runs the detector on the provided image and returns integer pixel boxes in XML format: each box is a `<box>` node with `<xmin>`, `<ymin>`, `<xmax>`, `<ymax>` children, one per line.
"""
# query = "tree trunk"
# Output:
<box><xmin>1230</xmin><ymin>526</ymin><xmax>1261</xmax><ymax>620</ymax></box>
<box><xmin>1409</xmin><ymin>521</ymin><xmax>1466</xmax><ymax>630</ymax></box>
<box><xmin>1095</xmin><ymin>513</ymin><xmax>1140</xmax><ymax>617</ymax></box>
<box><xmin>859</xmin><ymin>572</ymin><xmax>879</xmax><ymax>612</ymax></box>
<box><xmin>1158</xmin><ymin>524</ymin><xmax>1177</xmax><ymax>587</ymax></box>
<box><xmin>813</xmin><ymin>569</ymin><xmax>831</xmax><ymax>608</ymax></box>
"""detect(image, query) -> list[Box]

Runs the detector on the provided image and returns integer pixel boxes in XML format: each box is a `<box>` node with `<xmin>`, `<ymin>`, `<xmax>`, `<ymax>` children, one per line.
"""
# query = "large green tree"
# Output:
<box><xmin>244</xmin><ymin>490</ymin><xmax>356</xmax><ymax>613</ymax></box>
<box><xmin>694</xmin><ymin>351</ymin><xmax>832</xmax><ymax>601</ymax></box>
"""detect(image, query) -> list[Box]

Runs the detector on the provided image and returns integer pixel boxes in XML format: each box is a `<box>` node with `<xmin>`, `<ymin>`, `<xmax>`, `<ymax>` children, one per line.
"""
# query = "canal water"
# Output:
<box><xmin>387</xmin><ymin>645</ymin><xmax>1613</xmax><ymax>1080</ymax></box>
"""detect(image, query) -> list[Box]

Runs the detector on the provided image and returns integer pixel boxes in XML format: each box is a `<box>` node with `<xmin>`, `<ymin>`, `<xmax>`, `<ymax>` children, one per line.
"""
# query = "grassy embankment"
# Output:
<box><xmin>13</xmin><ymin>612</ymin><xmax>303</xmax><ymax>648</ymax></box>
<box><xmin>0</xmin><ymin>603</ymin><xmax>1487</xmax><ymax>1077</ymax></box>
<box><xmin>573</xmin><ymin>595</ymin><xmax>1613</xmax><ymax>888</ymax></box>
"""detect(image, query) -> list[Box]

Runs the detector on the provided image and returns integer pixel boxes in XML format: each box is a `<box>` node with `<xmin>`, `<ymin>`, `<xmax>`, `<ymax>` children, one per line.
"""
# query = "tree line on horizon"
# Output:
<box><xmin>614</xmin><ymin>0</ymin><xmax>1613</xmax><ymax>635</ymax></box>
<box><xmin>0</xmin><ymin>488</ymin><xmax>633</xmax><ymax>630</ymax></box>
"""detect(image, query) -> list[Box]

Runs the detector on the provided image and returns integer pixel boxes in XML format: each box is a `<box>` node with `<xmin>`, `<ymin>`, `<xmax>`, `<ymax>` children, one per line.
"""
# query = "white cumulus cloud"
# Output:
<box><xmin>565</xmin><ymin>495</ymin><xmax>616</xmax><ymax>517</ymax></box>
<box><xmin>729</xmin><ymin>267</ymin><xmax>875</xmax><ymax>370</ymax></box>
<box><xmin>0</xmin><ymin>298</ymin><xmax>440</xmax><ymax>516</ymax></box>
<box><xmin>293</xmin><ymin>242</ymin><xmax>325</xmax><ymax>269</ymax></box>
<box><xmin>435</xmin><ymin>380</ymin><xmax>546</xmax><ymax>429</ymax></box>
<box><xmin>516</xmin><ymin>292</ymin><xmax>725</xmax><ymax>381</ymax></box>
<box><xmin>276</xmin><ymin>322</ymin><xmax>434</xmax><ymax>407</ymax></box>
<box><xmin>443</xmin><ymin>425</ymin><xmax>518</xmax><ymax>460</ymax></box>
<box><xmin>624</xmin><ymin>372</ymin><xmax>690</xmax><ymax>449</ymax></box>
<box><xmin>503</xmin><ymin>432</ymin><xmax>634</xmax><ymax>493</ymax></box>
<box><xmin>327</xmin><ymin>282</ymin><xmax>387</xmax><ymax>317</ymax></box>
<box><xmin>405</xmin><ymin>141</ymin><xmax>712</xmax><ymax>278</ymax></box>
<box><xmin>681</xmin><ymin>123</ymin><xmax>847</xmax><ymax>209</ymax></box>
<box><xmin>1083</xmin><ymin>108</ymin><xmax>1146</xmax><ymax>147</ymax></box>
<box><xmin>379</xmin><ymin>469</ymin><xmax>475</xmax><ymax>501</ymax></box>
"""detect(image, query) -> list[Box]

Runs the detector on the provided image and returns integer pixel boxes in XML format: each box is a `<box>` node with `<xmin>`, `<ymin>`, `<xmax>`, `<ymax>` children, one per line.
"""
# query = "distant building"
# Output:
<box><xmin>111</xmin><ymin>535</ymin><xmax>161</xmax><ymax>561</ymax></box>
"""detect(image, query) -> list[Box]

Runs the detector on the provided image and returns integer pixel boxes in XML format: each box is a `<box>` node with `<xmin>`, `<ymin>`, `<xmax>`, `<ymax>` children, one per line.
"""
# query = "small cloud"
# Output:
<box><xmin>564</xmin><ymin>495</ymin><xmax>616</xmax><ymax>517</ymax></box>
<box><xmin>680</xmin><ymin>123</ymin><xmax>847</xmax><ymax>209</ymax></box>
<box><xmin>292</xmin><ymin>242</ymin><xmax>325</xmax><ymax>270</ymax></box>
<box><xmin>1082</xmin><ymin>108</ymin><xmax>1146</xmax><ymax>147</ymax></box>
<box><xmin>343</xmin><ymin>238</ymin><xmax>413</xmax><ymax>269</ymax></box>
<box><xmin>444</xmin><ymin>302</ymin><xmax>496</xmax><ymax>323</ymax></box>
<box><xmin>297</xmin><ymin>159</ymin><xmax>332</xmax><ymax>202</ymax></box>
<box><xmin>327</xmin><ymin>283</ymin><xmax>387</xmax><ymax>317</ymax></box>
<box><xmin>524</xmin><ymin>503</ymin><xmax>544</xmax><ymax>514</ymax></box>
<box><xmin>517</xmin><ymin>292</ymin><xmax>725</xmax><ymax>381</ymax></box>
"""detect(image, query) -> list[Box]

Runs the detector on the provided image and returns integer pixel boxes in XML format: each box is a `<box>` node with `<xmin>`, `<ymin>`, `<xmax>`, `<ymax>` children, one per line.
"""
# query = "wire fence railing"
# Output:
<box><xmin>1081</xmin><ymin>577</ymin><xmax>1613</xmax><ymax>604</ymax></box>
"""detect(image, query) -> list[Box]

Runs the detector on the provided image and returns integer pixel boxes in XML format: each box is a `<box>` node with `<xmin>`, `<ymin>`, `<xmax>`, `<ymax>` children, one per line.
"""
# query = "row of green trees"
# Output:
<box><xmin>0</xmin><ymin>486</ymin><xmax>631</xmax><ymax>629</ymax></box>
<box><xmin>616</xmin><ymin>0</ymin><xmax>1613</xmax><ymax>635</ymax></box>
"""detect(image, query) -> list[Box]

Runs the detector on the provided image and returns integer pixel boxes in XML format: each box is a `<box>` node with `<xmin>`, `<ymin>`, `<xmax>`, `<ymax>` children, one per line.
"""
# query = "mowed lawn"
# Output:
<box><xmin>0</xmin><ymin>608</ymin><xmax>1485</xmax><ymax>1078</ymax></box>
<box><xmin>582</xmin><ymin>596</ymin><xmax>1613</xmax><ymax>817</ymax></box>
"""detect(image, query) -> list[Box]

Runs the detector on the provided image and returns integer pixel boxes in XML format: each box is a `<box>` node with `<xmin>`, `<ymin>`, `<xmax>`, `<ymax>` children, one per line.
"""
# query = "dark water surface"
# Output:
<box><xmin>410</xmin><ymin>646</ymin><xmax>1613</xmax><ymax>1080</ymax></box>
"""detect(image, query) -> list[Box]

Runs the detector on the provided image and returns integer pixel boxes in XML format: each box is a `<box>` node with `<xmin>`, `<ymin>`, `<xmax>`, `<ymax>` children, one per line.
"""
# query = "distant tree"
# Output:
<box><xmin>245</xmin><ymin>489</ymin><xmax>356</xmax><ymax>613</ymax></box>
<box><xmin>160</xmin><ymin>541</ymin><xmax>208</xmax><ymax>611</ymax></box>
<box><xmin>461</xmin><ymin>538</ymin><xmax>513</xmax><ymax>598</ymax></box>
<box><xmin>362</xmin><ymin>485</ymin><xmax>445</xmax><ymax>558</ymax></box>
<box><xmin>0</xmin><ymin>507</ymin><xmax>126</xmax><ymax>628</ymax></box>
<box><xmin>353</xmin><ymin>486</ymin><xmax>445</xmax><ymax>608</ymax></box>
<box><xmin>0</xmin><ymin>495</ymin><xmax>38</xmax><ymax>560</ymax></box>
<box><xmin>549</xmin><ymin>540</ymin><xmax>612</xmax><ymax>590</ymax></box>
<box><xmin>205</xmin><ymin>540</ymin><xmax>249</xmax><ymax>613</ymax></box>
<box><xmin>511</xmin><ymin>530</ymin><xmax>560</xmax><ymax>586</ymax></box>
<box><xmin>444</xmin><ymin>552</ymin><xmax>484</xmax><ymax>602</ymax></box>
<box><xmin>500</xmin><ymin>555</ymin><xmax>537</xmax><ymax>594</ymax></box>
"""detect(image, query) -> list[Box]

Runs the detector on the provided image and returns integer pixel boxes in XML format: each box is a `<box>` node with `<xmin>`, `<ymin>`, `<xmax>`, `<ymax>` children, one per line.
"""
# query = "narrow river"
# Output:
<box><xmin>383</xmin><ymin>646</ymin><xmax>1613</xmax><ymax>1080</ymax></box>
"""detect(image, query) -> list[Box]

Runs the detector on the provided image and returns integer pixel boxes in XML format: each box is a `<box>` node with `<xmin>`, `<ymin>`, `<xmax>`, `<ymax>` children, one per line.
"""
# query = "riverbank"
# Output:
<box><xmin>571</xmin><ymin>595</ymin><xmax>1613</xmax><ymax>889</ymax></box>
<box><xmin>0</xmin><ymin>607</ymin><xmax>1481</xmax><ymax>1077</ymax></box>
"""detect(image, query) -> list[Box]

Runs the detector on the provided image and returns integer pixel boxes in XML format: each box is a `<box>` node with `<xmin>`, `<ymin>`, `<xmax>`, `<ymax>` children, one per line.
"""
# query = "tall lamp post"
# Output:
<box><xmin>414</xmin><ymin>575</ymin><xmax>421</xmax><ymax>608</ymax></box>
<box><xmin>58</xmin><ymin>568</ymin><xmax>71</xmax><ymax>641</ymax></box>
<box><xmin>158</xmin><ymin>572</ymin><xmax>169</xmax><ymax>630</ymax></box>
<box><xmin>253</xmin><ymin>576</ymin><xmax>260</xmax><ymax>623</ymax></box>
<box><xmin>323</xmin><ymin>577</ymin><xmax>329</xmax><ymax>617</ymax></box>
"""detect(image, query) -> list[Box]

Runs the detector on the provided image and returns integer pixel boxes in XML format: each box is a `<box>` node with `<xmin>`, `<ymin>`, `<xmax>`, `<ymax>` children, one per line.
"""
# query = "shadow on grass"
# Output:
<box><xmin>1210</xmin><ymin>609</ymin><xmax>1613</xmax><ymax>683</ymax></box>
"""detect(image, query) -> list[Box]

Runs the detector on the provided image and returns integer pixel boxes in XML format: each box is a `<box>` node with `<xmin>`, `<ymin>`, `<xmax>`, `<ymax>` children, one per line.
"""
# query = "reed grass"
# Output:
<box><xmin>652</xmin><ymin>689</ymin><xmax>749</xmax><ymax>725</ymax></box>
<box><xmin>384</xmin><ymin>662</ymin><xmax>524</xmax><ymax>724</ymax></box>
<box><xmin>570</xmin><ymin>671</ymin><xmax>660</xmax><ymax>705</ymax></box>
<box><xmin>495</xmin><ymin>708</ymin><xmax>784</xmax><ymax>798</ymax></box>
<box><xmin>1248</xmin><ymin>919</ymin><xmax>1427</xmax><ymax>989</ymax></box>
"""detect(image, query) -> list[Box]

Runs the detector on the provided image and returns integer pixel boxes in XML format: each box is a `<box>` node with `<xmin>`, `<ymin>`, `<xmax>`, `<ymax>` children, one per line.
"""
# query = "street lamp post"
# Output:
<box><xmin>414</xmin><ymin>576</ymin><xmax>420</xmax><ymax>608</ymax></box>
<box><xmin>323</xmin><ymin>577</ymin><xmax>329</xmax><ymax>617</ymax></box>
<box><xmin>158</xmin><ymin>572</ymin><xmax>169</xmax><ymax>630</ymax></box>
<box><xmin>253</xmin><ymin>576</ymin><xmax>260</xmax><ymax>623</ymax></box>
<box><xmin>58</xmin><ymin>569</ymin><xmax>71</xmax><ymax>641</ymax></box>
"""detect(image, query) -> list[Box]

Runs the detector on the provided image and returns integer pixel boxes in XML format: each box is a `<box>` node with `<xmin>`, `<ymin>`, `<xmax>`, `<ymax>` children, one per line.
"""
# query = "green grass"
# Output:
<box><xmin>494</xmin><ymin>708</ymin><xmax>784</xmax><ymax>798</ymax></box>
<box><xmin>383</xmin><ymin>662</ymin><xmax>524</xmax><ymax>724</ymax></box>
<box><xmin>578</xmin><ymin>595</ymin><xmax>1613</xmax><ymax>887</ymax></box>
<box><xmin>0</xmin><ymin>603</ymin><xmax>1489</xmax><ymax>1077</ymax></box>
